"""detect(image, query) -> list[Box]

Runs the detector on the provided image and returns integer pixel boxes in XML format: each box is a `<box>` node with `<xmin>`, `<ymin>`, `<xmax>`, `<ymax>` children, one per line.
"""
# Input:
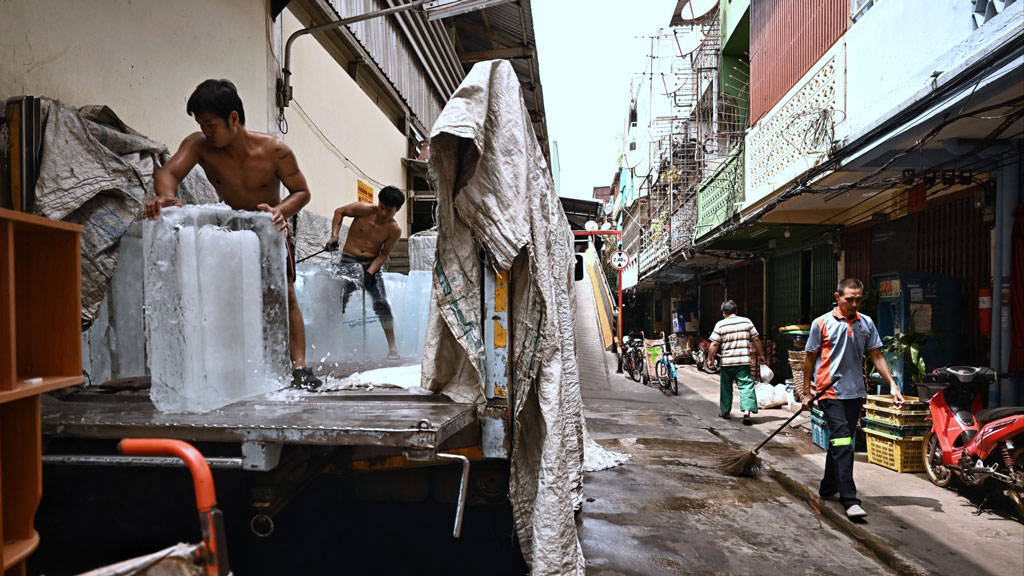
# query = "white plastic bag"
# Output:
<box><xmin>754</xmin><ymin>382</ymin><xmax>776</xmax><ymax>408</ymax></box>
<box><xmin>759</xmin><ymin>364</ymin><xmax>775</xmax><ymax>383</ymax></box>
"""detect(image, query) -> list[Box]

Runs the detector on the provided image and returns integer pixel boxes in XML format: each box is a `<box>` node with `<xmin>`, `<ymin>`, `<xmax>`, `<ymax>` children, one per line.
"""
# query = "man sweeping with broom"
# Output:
<box><xmin>718</xmin><ymin>279</ymin><xmax>903</xmax><ymax>508</ymax></box>
<box><xmin>802</xmin><ymin>278</ymin><xmax>903</xmax><ymax>519</ymax></box>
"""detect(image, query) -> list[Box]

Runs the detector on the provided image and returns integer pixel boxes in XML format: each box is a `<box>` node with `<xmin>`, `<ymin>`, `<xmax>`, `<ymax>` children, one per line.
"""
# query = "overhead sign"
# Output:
<box><xmin>357</xmin><ymin>180</ymin><xmax>374</xmax><ymax>204</ymax></box>
<box><xmin>609</xmin><ymin>250</ymin><xmax>630</xmax><ymax>270</ymax></box>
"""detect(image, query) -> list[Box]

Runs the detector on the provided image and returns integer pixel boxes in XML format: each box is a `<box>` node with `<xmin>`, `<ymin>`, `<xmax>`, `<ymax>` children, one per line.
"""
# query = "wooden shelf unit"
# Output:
<box><xmin>0</xmin><ymin>208</ymin><xmax>83</xmax><ymax>575</ymax></box>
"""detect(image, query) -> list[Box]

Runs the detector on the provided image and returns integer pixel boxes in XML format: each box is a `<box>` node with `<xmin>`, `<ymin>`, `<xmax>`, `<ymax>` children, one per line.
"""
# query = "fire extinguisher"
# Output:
<box><xmin>979</xmin><ymin>287</ymin><xmax>992</xmax><ymax>335</ymax></box>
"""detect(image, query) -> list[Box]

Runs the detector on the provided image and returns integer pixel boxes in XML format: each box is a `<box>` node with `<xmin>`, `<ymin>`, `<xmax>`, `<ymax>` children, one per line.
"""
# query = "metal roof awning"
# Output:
<box><xmin>446</xmin><ymin>0</ymin><xmax>550</xmax><ymax>163</ymax></box>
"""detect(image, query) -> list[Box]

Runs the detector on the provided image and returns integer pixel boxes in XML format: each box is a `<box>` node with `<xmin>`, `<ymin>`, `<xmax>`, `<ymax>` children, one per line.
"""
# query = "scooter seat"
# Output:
<box><xmin>975</xmin><ymin>406</ymin><xmax>1024</xmax><ymax>424</ymax></box>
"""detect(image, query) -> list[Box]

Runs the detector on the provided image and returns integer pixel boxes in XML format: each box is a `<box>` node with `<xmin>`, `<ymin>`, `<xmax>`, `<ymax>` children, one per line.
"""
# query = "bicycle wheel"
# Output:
<box><xmin>622</xmin><ymin>350</ymin><xmax>638</xmax><ymax>381</ymax></box>
<box><xmin>656</xmin><ymin>361</ymin><xmax>678</xmax><ymax>395</ymax></box>
<box><xmin>624</xmin><ymin>352</ymin><xmax>637</xmax><ymax>381</ymax></box>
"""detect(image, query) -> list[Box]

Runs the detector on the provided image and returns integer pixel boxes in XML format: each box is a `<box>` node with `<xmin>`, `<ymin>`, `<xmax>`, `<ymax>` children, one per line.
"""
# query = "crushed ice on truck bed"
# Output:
<box><xmin>262</xmin><ymin>363</ymin><xmax>429</xmax><ymax>402</ymax></box>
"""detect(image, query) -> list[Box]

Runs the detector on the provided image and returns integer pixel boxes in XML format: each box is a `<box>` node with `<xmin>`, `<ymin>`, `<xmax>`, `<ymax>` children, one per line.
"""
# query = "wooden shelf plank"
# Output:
<box><xmin>0</xmin><ymin>376</ymin><xmax>83</xmax><ymax>405</ymax></box>
<box><xmin>0</xmin><ymin>208</ymin><xmax>82</xmax><ymax>234</ymax></box>
<box><xmin>3</xmin><ymin>531</ymin><xmax>40</xmax><ymax>570</ymax></box>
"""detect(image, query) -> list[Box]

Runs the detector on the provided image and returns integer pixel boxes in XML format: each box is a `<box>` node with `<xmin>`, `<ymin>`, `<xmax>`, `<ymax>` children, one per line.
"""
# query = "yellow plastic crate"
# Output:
<box><xmin>865</xmin><ymin>394</ymin><xmax>927</xmax><ymax>410</ymax></box>
<box><xmin>864</xmin><ymin>404</ymin><xmax>931</xmax><ymax>426</ymax></box>
<box><xmin>865</xmin><ymin>429</ymin><xmax>925</xmax><ymax>473</ymax></box>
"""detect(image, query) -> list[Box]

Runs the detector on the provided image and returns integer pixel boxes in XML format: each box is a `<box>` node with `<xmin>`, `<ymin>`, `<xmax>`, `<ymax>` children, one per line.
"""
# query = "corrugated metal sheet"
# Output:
<box><xmin>749</xmin><ymin>0</ymin><xmax>848</xmax><ymax>125</ymax></box>
<box><xmin>769</xmin><ymin>250</ymin><xmax>802</xmax><ymax>379</ymax></box>
<box><xmin>810</xmin><ymin>242</ymin><xmax>838</xmax><ymax>315</ymax></box>
<box><xmin>700</xmin><ymin>277</ymin><xmax>727</xmax><ymax>336</ymax></box>
<box><xmin>330</xmin><ymin>0</ymin><xmax>461</xmax><ymax>130</ymax></box>
<box><xmin>769</xmin><ymin>250</ymin><xmax>802</xmax><ymax>328</ymax></box>
<box><xmin>916</xmin><ymin>192</ymin><xmax>990</xmax><ymax>364</ymax></box>
<box><xmin>842</xmin><ymin>227</ymin><xmax>872</xmax><ymax>283</ymax></box>
<box><xmin>726</xmin><ymin>261</ymin><xmax>765</xmax><ymax>332</ymax></box>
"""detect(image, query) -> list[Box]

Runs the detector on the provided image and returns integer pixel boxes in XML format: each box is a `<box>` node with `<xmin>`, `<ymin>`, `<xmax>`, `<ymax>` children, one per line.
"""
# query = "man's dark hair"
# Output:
<box><xmin>836</xmin><ymin>278</ymin><xmax>865</xmax><ymax>294</ymax></box>
<box><xmin>379</xmin><ymin>186</ymin><xmax>405</xmax><ymax>209</ymax></box>
<box><xmin>187</xmin><ymin>79</ymin><xmax>245</xmax><ymax>125</ymax></box>
<box><xmin>721</xmin><ymin>299</ymin><xmax>738</xmax><ymax>315</ymax></box>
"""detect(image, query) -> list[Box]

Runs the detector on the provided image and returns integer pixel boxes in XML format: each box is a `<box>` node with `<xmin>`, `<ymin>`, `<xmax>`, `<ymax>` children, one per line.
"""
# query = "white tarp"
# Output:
<box><xmin>423</xmin><ymin>60</ymin><xmax>585</xmax><ymax>575</ymax></box>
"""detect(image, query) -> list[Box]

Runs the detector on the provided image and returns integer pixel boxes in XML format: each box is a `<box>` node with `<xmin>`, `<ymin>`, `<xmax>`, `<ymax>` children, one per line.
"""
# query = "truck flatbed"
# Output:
<box><xmin>41</xmin><ymin>388</ymin><xmax>477</xmax><ymax>453</ymax></box>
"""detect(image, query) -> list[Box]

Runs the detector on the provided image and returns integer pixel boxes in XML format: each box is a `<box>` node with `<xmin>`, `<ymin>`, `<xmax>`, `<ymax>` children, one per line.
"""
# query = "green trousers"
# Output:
<box><xmin>720</xmin><ymin>365</ymin><xmax>757</xmax><ymax>415</ymax></box>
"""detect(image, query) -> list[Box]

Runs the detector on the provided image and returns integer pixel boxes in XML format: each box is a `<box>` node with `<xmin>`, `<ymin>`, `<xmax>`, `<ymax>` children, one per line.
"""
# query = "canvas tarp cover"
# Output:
<box><xmin>28</xmin><ymin>99</ymin><xmax>332</xmax><ymax>324</ymax></box>
<box><xmin>31</xmin><ymin>100</ymin><xmax>217</xmax><ymax>324</ymax></box>
<box><xmin>423</xmin><ymin>60</ymin><xmax>585</xmax><ymax>575</ymax></box>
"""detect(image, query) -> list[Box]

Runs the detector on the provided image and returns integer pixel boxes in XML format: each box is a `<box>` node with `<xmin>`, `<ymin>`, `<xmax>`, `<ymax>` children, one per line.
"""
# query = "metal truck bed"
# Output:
<box><xmin>41</xmin><ymin>389</ymin><xmax>477</xmax><ymax>453</ymax></box>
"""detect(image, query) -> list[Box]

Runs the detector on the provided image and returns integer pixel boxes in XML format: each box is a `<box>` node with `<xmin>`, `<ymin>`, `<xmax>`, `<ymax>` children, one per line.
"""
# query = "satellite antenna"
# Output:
<box><xmin>679</xmin><ymin>0</ymin><xmax>718</xmax><ymax>23</ymax></box>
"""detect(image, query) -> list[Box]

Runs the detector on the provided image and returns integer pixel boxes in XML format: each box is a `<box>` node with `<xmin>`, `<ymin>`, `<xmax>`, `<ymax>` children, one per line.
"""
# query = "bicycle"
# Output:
<box><xmin>645</xmin><ymin>332</ymin><xmax>678</xmax><ymax>395</ymax></box>
<box><xmin>621</xmin><ymin>332</ymin><xmax>646</xmax><ymax>382</ymax></box>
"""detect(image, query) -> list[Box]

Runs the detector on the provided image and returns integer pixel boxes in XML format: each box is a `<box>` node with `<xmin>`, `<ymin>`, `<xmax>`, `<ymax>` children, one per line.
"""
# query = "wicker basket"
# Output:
<box><xmin>787</xmin><ymin>349</ymin><xmax>806</xmax><ymax>399</ymax></box>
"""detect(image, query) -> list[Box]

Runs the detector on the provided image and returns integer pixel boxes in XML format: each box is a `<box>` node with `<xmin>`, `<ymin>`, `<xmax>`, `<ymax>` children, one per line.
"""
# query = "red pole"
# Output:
<box><xmin>618</xmin><ymin>269</ymin><xmax>623</xmax><ymax>351</ymax></box>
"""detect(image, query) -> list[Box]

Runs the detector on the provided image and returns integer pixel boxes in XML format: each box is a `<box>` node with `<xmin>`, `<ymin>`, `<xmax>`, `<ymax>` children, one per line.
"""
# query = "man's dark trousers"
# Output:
<box><xmin>819</xmin><ymin>397</ymin><xmax>865</xmax><ymax>508</ymax></box>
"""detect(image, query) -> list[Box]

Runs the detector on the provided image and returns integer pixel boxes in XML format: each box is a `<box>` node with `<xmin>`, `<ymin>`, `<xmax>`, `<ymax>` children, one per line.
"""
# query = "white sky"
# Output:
<box><xmin>533</xmin><ymin>0</ymin><xmax>679</xmax><ymax>200</ymax></box>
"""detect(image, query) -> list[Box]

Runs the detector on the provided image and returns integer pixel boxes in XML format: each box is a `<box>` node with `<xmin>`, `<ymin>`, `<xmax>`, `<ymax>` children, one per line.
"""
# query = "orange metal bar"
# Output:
<box><xmin>118</xmin><ymin>439</ymin><xmax>217</xmax><ymax>512</ymax></box>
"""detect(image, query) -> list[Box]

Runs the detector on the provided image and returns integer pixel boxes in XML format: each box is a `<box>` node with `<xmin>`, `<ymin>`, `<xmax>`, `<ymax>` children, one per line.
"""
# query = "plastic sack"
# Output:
<box><xmin>759</xmin><ymin>364</ymin><xmax>775</xmax><ymax>383</ymax></box>
<box><xmin>754</xmin><ymin>382</ymin><xmax>775</xmax><ymax>408</ymax></box>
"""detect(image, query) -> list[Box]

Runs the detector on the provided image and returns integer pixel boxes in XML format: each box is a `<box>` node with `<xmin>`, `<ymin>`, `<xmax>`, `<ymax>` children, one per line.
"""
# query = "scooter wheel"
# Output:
<box><xmin>1009</xmin><ymin>445</ymin><xmax>1024</xmax><ymax>521</ymax></box>
<box><xmin>922</xmin><ymin>431</ymin><xmax>954</xmax><ymax>488</ymax></box>
<box><xmin>695</xmin><ymin>349</ymin><xmax>706</xmax><ymax>373</ymax></box>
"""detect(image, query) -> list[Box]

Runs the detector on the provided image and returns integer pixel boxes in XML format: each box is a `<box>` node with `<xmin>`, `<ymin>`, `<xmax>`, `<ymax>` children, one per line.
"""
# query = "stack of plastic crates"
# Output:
<box><xmin>864</xmin><ymin>394</ymin><xmax>930</xmax><ymax>473</ymax></box>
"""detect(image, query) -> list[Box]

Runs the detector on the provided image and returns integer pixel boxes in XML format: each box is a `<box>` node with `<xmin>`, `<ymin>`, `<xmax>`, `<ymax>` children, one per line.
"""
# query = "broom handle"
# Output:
<box><xmin>752</xmin><ymin>379</ymin><xmax>837</xmax><ymax>454</ymax></box>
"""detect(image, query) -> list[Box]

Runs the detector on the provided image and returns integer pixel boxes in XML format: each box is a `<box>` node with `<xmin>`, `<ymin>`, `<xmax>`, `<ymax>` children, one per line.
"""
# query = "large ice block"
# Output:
<box><xmin>408</xmin><ymin>231</ymin><xmax>437</xmax><ymax>271</ymax></box>
<box><xmin>295</xmin><ymin>263</ymin><xmax>433</xmax><ymax>364</ymax></box>
<box><xmin>82</xmin><ymin>222</ymin><xmax>146</xmax><ymax>386</ymax></box>
<box><xmin>108</xmin><ymin>222</ymin><xmax>146</xmax><ymax>377</ymax></box>
<box><xmin>143</xmin><ymin>205</ymin><xmax>289</xmax><ymax>413</ymax></box>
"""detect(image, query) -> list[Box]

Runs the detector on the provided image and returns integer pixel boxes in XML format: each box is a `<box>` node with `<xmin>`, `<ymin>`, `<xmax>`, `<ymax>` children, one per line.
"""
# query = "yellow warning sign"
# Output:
<box><xmin>357</xmin><ymin>180</ymin><xmax>374</xmax><ymax>204</ymax></box>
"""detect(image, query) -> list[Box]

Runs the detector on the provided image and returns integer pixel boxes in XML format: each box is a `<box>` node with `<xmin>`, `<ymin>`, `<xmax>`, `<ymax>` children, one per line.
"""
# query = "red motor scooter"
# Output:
<box><xmin>919</xmin><ymin>366</ymin><xmax>1024</xmax><ymax>518</ymax></box>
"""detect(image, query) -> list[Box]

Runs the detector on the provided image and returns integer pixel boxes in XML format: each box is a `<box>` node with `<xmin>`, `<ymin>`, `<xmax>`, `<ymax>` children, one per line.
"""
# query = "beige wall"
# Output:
<box><xmin>0</xmin><ymin>0</ymin><xmax>270</xmax><ymax>149</ymax></box>
<box><xmin>1</xmin><ymin>1</ymin><xmax>408</xmax><ymax>230</ymax></box>
<box><xmin>281</xmin><ymin>9</ymin><xmax>408</xmax><ymax>230</ymax></box>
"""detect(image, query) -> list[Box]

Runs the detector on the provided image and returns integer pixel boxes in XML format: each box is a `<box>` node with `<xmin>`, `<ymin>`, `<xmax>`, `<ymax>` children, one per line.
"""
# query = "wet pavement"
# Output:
<box><xmin>575</xmin><ymin>324</ymin><xmax>1024</xmax><ymax>575</ymax></box>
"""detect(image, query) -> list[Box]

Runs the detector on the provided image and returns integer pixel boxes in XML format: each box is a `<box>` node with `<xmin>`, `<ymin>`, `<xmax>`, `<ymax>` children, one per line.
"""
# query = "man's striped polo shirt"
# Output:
<box><xmin>710</xmin><ymin>315</ymin><xmax>758</xmax><ymax>367</ymax></box>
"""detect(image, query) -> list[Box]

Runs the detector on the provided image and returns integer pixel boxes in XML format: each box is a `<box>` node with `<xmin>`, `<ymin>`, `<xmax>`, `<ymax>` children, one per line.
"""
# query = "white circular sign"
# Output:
<box><xmin>609</xmin><ymin>250</ymin><xmax>630</xmax><ymax>270</ymax></box>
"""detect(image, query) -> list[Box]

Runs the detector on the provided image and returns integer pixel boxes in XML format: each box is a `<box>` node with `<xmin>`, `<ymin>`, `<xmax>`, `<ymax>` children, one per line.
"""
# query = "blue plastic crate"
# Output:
<box><xmin>811</xmin><ymin>414</ymin><xmax>830</xmax><ymax>450</ymax></box>
<box><xmin>811</xmin><ymin>412</ymin><xmax>858</xmax><ymax>451</ymax></box>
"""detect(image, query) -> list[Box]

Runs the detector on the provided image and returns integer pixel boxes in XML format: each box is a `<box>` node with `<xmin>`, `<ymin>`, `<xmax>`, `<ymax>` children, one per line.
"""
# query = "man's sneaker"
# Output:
<box><xmin>291</xmin><ymin>367</ymin><xmax>322</xmax><ymax>390</ymax></box>
<box><xmin>845</xmin><ymin>504</ymin><xmax>867</xmax><ymax>519</ymax></box>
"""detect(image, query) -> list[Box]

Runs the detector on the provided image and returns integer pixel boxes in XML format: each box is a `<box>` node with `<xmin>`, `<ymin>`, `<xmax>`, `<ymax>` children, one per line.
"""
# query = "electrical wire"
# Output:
<box><xmin>290</xmin><ymin>98</ymin><xmax>391</xmax><ymax>190</ymax></box>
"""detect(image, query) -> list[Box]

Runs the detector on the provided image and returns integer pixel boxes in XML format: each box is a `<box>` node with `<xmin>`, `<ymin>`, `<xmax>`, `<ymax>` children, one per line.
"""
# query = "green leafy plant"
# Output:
<box><xmin>868</xmin><ymin>322</ymin><xmax>931</xmax><ymax>386</ymax></box>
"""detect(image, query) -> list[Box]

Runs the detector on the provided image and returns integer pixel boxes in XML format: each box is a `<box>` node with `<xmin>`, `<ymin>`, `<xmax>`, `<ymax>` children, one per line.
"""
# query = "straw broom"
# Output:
<box><xmin>718</xmin><ymin>379</ymin><xmax>837</xmax><ymax>477</ymax></box>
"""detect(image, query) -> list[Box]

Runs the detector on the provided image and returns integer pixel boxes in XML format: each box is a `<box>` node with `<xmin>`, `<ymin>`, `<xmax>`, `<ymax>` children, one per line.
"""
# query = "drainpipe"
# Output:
<box><xmin>996</xmin><ymin>148</ymin><xmax>1020</xmax><ymax>404</ymax></box>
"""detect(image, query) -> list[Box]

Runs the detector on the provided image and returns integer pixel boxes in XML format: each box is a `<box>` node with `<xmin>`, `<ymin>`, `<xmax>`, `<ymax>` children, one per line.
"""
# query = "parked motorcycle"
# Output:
<box><xmin>919</xmin><ymin>366</ymin><xmax>1024</xmax><ymax>519</ymax></box>
<box><xmin>692</xmin><ymin>336</ymin><xmax>720</xmax><ymax>374</ymax></box>
<box><xmin>621</xmin><ymin>332</ymin><xmax>646</xmax><ymax>383</ymax></box>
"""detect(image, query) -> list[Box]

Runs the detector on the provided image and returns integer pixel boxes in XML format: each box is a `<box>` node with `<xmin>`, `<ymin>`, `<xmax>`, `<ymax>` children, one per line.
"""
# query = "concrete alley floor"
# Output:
<box><xmin>573</xmin><ymin>285</ymin><xmax>1024</xmax><ymax>576</ymax></box>
<box><xmin>576</xmin><ymin>349</ymin><xmax>1024</xmax><ymax>575</ymax></box>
